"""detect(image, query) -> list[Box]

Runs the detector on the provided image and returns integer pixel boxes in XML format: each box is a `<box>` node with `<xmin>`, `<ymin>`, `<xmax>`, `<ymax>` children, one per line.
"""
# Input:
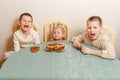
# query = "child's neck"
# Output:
<box><xmin>54</xmin><ymin>38</ymin><xmax>62</xmax><ymax>41</ymax></box>
<box><xmin>21</xmin><ymin>30</ymin><xmax>30</xmax><ymax>37</ymax></box>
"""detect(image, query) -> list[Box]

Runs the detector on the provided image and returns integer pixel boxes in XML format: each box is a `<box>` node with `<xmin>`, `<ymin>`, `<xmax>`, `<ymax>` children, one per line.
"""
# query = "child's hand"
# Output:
<box><xmin>81</xmin><ymin>47</ymin><xmax>92</xmax><ymax>54</ymax></box>
<box><xmin>73</xmin><ymin>40</ymin><xmax>81</xmax><ymax>49</ymax></box>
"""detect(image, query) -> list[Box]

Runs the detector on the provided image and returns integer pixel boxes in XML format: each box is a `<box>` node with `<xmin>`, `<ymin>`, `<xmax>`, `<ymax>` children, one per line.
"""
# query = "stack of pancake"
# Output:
<box><xmin>45</xmin><ymin>43</ymin><xmax>65</xmax><ymax>52</ymax></box>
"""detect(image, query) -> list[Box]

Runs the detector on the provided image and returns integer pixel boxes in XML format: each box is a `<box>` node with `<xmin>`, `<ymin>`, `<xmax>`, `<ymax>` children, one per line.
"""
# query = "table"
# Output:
<box><xmin>0</xmin><ymin>41</ymin><xmax>120</xmax><ymax>80</ymax></box>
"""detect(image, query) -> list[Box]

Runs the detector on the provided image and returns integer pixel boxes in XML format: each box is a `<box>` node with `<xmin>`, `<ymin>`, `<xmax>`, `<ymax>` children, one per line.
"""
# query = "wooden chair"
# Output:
<box><xmin>43</xmin><ymin>20</ymin><xmax>70</xmax><ymax>42</ymax></box>
<box><xmin>0</xmin><ymin>53</ymin><xmax>5</xmax><ymax>68</ymax></box>
<box><xmin>102</xmin><ymin>25</ymin><xmax>116</xmax><ymax>45</ymax></box>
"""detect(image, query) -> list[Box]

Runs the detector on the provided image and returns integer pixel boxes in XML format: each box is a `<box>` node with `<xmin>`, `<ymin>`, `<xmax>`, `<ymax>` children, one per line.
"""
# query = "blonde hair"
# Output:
<box><xmin>53</xmin><ymin>23</ymin><xmax>66</xmax><ymax>40</ymax></box>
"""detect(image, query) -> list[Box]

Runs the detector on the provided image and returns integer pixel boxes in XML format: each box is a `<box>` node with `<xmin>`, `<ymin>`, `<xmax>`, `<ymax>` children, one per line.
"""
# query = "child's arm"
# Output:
<box><xmin>81</xmin><ymin>41</ymin><xmax>116</xmax><ymax>59</ymax></box>
<box><xmin>100</xmin><ymin>40</ymin><xmax>116</xmax><ymax>59</ymax></box>
<box><xmin>81</xmin><ymin>47</ymin><xmax>102</xmax><ymax>56</ymax></box>
<box><xmin>72</xmin><ymin>34</ymin><xmax>84</xmax><ymax>43</ymax></box>
<box><xmin>13</xmin><ymin>33</ymin><xmax>20</xmax><ymax>52</ymax></box>
<box><xmin>35</xmin><ymin>33</ymin><xmax>40</xmax><ymax>44</ymax></box>
<box><xmin>72</xmin><ymin>33</ymin><xmax>85</xmax><ymax>49</ymax></box>
<box><xmin>31</xmin><ymin>29</ymin><xmax>40</xmax><ymax>44</ymax></box>
<box><xmin>72</xmin><ymin>40</ymin><xmax>81</xmax><ymax>49</ymax></box>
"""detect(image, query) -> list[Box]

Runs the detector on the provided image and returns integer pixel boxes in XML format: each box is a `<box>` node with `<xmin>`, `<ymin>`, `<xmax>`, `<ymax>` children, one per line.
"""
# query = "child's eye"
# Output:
<box><xmin>28</xmin><ymin>21</ymin><xmax>31</xmax><ymax>23</ymax></box>
<box><xmin>22</xmin><ymin>20</ymin><xmax>26</xmax><ymax>22</ymax></box>
<box><xmin>94</xmin><ymin>27</ymin><xmax>97</xmax><ymax>29</ymax></box>
<box><xmin>87</xmin><ymin>27</ymin><xmax>91</xmax><ymax>29</ymax></box>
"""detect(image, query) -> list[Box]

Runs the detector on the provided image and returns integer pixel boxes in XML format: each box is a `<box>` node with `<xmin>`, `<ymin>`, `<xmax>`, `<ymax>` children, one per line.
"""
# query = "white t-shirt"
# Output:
<box><xmin>13</xmin><ymin>29</ymin><xmax>40</xmax><ymax>52</ymax></box>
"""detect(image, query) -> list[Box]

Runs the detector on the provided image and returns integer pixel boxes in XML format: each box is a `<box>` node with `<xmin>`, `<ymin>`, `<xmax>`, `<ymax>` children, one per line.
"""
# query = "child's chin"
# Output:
<box><xmin>90</xmin><ymin>37</ymin><xmax>97</xmax><ymax>40</ymax></box>
<box><xmin>23</xmin><ymin>29</ymin><xmax>29</xmax><ymax>31</ymax></box>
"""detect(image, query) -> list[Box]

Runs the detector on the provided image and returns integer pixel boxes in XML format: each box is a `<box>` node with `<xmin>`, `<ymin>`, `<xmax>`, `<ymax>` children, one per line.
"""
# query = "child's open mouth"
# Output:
<box><xmin>24</xmin><ymin>25</ymin><xmax>29</xmax><ymax>28</ymax></box>
<box><xmin>90</xmin><ymin>33</ymin><xmax>96</xmax><ymax>38</ymax></box>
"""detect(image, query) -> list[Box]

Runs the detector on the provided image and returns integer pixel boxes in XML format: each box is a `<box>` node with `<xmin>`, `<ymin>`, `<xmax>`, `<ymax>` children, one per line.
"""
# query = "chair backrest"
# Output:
<box><xmin>13</xmin><ymin>22</ymin><xmax>40</xmax><ymax>36</ymax></box>
<box><xmin>44</xmin><ymin>20</ymin><xmax>70</xmax><ymax>42</ymax></box>
<box><xmin>101</xmin><ymin>25</ymin><xmax>116</xmax><ymax>45</ymax></box>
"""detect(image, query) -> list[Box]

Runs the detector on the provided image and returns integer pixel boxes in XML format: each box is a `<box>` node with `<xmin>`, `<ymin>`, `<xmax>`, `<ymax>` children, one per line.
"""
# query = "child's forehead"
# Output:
<box><xmin>21</xmin><ymin>15</ymin><xmax>31</xmax><ymax>18</ymax></box>
<box><xmin>88</xmin><ymin>20</ymin><xmax>99</xmax><ymax>23</ymax></box>
<box><xmin>88</xmin><ymin>21</ymin><xmax>101</xmax><ymax>25</ymax></box>
<box><xmin>20</xmin><ymin>16</ymin><xmax>32</xmax><ymax>21</ymax></box>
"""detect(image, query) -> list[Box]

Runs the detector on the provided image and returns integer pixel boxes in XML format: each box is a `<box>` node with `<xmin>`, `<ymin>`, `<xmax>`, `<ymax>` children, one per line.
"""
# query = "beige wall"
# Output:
<box><xmin>0</xmin><ymin>0</ymin><xmax>120</xmax><ymax>58</ymax></box>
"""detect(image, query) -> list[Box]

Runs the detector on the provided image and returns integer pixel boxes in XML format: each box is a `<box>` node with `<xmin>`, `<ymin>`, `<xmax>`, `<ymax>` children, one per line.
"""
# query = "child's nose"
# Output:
<box><xmin>90</xmin><ymin>28</ymin><xmax>94</xmax><ymax>31</ymax></box>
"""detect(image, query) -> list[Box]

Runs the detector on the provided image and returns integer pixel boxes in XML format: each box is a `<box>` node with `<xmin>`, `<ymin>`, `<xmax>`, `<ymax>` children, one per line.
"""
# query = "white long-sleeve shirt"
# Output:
<box><xmin>72</xmin><ymin>31</ymin><xmax>116</xmax><ymax>59</ymax></box>
<box><xmin>13</xmin><ymin>29</ymin><xmax>40</xmax><ymax>52</ymax></box>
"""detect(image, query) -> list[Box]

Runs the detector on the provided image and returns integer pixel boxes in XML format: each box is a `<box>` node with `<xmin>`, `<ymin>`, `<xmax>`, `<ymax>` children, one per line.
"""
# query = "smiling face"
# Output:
<box><xmin>53</xmin><ymin>28</ymin><xmax>63</xmax><ymax>40</ymax></box>
<box><xmin>87</xmin><ymin>20</ymin><xmax>102</xmax><ymax>40</ymax></box>
<box><xmin>19</xmin><ymin>15</ymin><xmax>32</xmax><ymax>32</ymax></box>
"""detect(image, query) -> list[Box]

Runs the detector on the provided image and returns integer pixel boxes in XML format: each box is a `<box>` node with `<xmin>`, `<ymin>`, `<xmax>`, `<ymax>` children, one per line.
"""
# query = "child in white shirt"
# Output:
<box><xmin>4</xmin><ymin>13</ymin><xmax>40</xmax><ymax>59</ymax></box>
<box><xmin>13</xmin><ymin>13</ymin><xmax>40</xmax><ymax>52</ymax></box>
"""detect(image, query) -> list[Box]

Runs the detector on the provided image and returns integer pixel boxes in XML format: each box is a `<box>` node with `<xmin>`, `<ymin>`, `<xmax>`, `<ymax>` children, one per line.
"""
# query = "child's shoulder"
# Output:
<box><xmin>79</xmin><ymin>31</ymin><xmax>88</xmax><ymax>36</ymax></box>
<box><xmin>14</xmin><ymin>30</ymin><xmax>21</xmax><ymax>35</ymax></box>
<box><xmin>30</xmin><ymin>29</ymin><xmax>38</xmax><ymax>34</ymax></box>
<box><xmin>30</xmin><ymin>29</ymin><xmax>39</xmax><ymax>37</ymax></box>
<box><xmin>100</xmin><ymin>32</ymin><xmax>110</xmax><ymax>41</ymax></box>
